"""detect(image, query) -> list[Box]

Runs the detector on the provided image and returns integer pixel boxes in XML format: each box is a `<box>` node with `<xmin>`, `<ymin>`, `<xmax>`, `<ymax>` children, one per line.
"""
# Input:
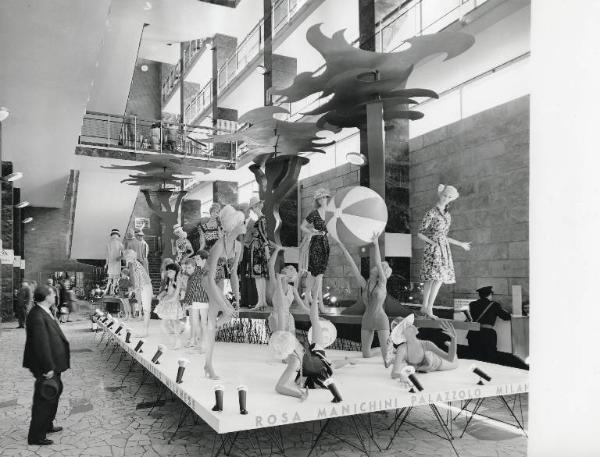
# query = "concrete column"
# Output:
<box><xmin>1</xmin><ymin>162</ymin><xmax>14</xmax><ymax>319</ymax></box>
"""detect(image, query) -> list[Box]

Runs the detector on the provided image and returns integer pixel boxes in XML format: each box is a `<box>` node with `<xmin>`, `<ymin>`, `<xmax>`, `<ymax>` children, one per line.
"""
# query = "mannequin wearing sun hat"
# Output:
<box><xmin>245</xmin><ymin>196</ymin><xmax>271</xmax><ymax>310</ymax></box>
<box><xmin>417</xmin><ymin>184</ymin><xmax>471</xmax><ymax>319</ymax></box>
<box><xmin>388</xmin><ymin>315</ymin><xmax>458</xmax><ymax>383</ymax></box>
<box><xmin>299</xmin><ymin>188</ymin><xmax>331</xmax><ymax>314</ymax></box>
<box><xmin>104</xmin><ymin>229</ymin><xmax>124</xmax><ymax>296</ymax></box>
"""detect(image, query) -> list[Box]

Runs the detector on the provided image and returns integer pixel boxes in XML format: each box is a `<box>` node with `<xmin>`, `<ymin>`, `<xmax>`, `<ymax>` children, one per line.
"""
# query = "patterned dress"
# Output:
<box><xmin>154</xmin><ymin>278</ymin><xmax>184</xmax><ymax>320</ymax></box>
<box><xmin>246</xmin><ymin>215</ymin><xmax>269</xmax><ymax>279</ymax></box>
<box><xmin>174</xmin><ymin>237</ymin><xmax>193</xmax><ymax>264</ymax></box>
<box><xmin>306</xmin><ymin>210</ymin><xmax>329</xmax><ymax>276</ymax></box>
<box><xmin>419</xmin><ymin>207</ymin><xmax>455</xmax><ymax>284</ymax></box>
<box><xmin>183</xmin><ymin>269</ymin><xmax>209</xmax><ymax>304</ymax></box>
<box><xmin>199</xmin><ymin>218</ymin><xmax>223</xmax><ymax>252</ymax></box>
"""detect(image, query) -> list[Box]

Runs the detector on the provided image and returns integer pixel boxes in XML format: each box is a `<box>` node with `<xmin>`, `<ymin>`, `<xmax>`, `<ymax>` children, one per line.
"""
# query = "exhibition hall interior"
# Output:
<box><xmin>0</xmin><ymin>0</ymin><xmax>561</xmax><ymax>455</ymax></box>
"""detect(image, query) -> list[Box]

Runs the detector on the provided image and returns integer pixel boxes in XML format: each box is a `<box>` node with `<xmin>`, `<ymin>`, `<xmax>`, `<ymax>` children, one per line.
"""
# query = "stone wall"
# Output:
<box><xmin>409</xmin><ymin>96</ymin><xmax>529</xmax><ymax>305</ymax></box>
<box><xmin>299</xmin><ymin>163</ymin><xmax>362</xmax><ymax>302</ymax></box>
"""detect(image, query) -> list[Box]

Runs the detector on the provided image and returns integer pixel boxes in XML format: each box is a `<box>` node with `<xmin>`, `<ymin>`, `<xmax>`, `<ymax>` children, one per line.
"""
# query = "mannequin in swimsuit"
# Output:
<box><xmin>391</xmin><ymin>318</ymin><xmax>458</xmax><ymax>385</ymax></box>
<box><xmin>267</xmin><ymin>244</ymin><xmax>310</xmax><ymax>334</ymax></box>
<box><xmin>274</xmin><ymin>286</ymin><xmax>357</xmax><ymax>400</ymax></box>
<box><xmin>334</xmin><ymin>232</ymin><xmax>391</xmax><ymax>363</ymax></box>
<box><xmin>201</xmin><ymin>205</ymin><xmax>245</xmax><ymax>380</ymax></box>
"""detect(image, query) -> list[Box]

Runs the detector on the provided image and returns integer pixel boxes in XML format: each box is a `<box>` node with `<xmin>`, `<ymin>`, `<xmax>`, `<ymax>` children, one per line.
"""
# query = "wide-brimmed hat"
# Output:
<box><xmin>173</xmin><ymin>224</ymin><xmax>183</xmax><ymax>232</ymax></box>
<box><xmin>390</xmin><ymin>314</ymin><xmax>415</xmax><ymax>345</ymax></box>
<box><xmin>308</xmin><ymin>319</ymin><xmax>337</xmax><ymax>349</ymax></box>
<box><xmin>437</xmin><ymin>184</ymin><xmax>459</xmax><ymax>201</ymax></box>
<box><xmin>248</xmin><ymin>196</ymin><xmax>263</xmax><ymax>209</ymax></box>
<box><xmin>219</xmin><ymin>205</ymin><xmax>245</xmax><ymax>232</ymax></box>
<box><xmin>313</xmin><ymin>188</ymin><xmax>331</xmax><ymax>201</ymax></box>
<box><xmin>39</xmin><ymin>377</ymin><xmax>60</xmax><ymax>401</ymax></box>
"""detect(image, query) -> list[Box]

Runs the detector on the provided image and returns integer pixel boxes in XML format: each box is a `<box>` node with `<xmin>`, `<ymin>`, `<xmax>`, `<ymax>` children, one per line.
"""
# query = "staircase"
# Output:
<box><xmin>148</xmin><ymin>254</ymin><xmax>163</xmax><ymax>295</ymax></box>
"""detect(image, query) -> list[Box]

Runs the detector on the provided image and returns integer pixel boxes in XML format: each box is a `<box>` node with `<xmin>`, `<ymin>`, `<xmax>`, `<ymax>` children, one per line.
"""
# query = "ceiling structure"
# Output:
<box><xmin>0</xmin><ymin>0</ymin><xmax>259</xmax><ymax>208</ymax></box>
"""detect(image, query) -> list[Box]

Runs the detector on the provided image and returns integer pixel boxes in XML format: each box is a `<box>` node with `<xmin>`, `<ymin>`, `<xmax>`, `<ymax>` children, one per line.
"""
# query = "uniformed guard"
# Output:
<box><xmin>466</xmin><ymin>286</ymin><xmax>511</xmax><ymax>362</ymax></box>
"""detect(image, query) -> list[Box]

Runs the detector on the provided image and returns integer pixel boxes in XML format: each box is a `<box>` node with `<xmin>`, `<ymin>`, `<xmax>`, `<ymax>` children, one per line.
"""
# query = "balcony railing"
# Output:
<box><xmin>161</xmin><ymin>38</ymin><xmax>210</xmax><ymax>102</ymax></box>
<box><xmin>183</xmin><ymin>0</ymin><xmax>310</xmax><ymax>123</ymax></box>
<box><xmin>78</xmin><ymin>112</ymin><xmax>237</xmax><ymax>162</ymax></box>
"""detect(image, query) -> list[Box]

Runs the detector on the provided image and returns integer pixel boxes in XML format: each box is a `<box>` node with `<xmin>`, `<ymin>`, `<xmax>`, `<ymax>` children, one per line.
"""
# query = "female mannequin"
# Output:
<box><xmin>300</xmin><ymin>188</ymin><xmax>331</xmax><ymax>313</ymax></box>
<box><xmin>267</xmin><ymin>244</ymin><xmax>310</xmax><ymax>333</ymax></box>
<box><xmin>173</xmin><ymin>225</ymin><xmax>193</xmax><ymax>264</ymax></box>
<box><xmin>334</xmin><ymin>232</ymin><xmax>391</xmax><ymax>363</ymax></box>
<box><xmin>199</xmin><ymin>203</ymin><xmax>223</xmax><ymax>252</ymax></box>
<box><xmin>124</xmin><ymin>249</ymin><xmax>153</xmax><ymax>337</ymax></box>
<box><xmin>246</xmin><ymin>197</ymin><xmax>270</xmax><ymax>310</ymax></box>
<box><xmin>201</xmin><ymin>205</ymin><xmax>245</xmax><ymax>379</ymax></box>
<box><xmin>154</xmin><ymin>263</ymin><xmax>185</xmax><ymax>349</ymax></box>
<box><xmin>105</xmin><ymin>229</ymin><xmax>124</xmax><ymax>296</ymax></box>
<box><xmin>418</xmin><ymin>185</ymin><xmax>471</xmax><ymax>319</ymax></box>
<box><xmin>389</xmin><ymin>315</ymin><xmax>458</xmax><ymax>382</ymax></box>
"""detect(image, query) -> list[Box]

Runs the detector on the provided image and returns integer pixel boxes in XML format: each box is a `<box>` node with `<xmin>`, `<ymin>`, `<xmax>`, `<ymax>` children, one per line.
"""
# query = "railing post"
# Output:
<box><xmin>107</xmin><ymin>115</ymin><xmax>110</xmax><ymax>145</ymax></box>
<box><xmin>160</xmin><ymin>120</ymin><xmax>163</xmax><ymax>154</ymax></box>
<box><xmin>133</xmin><ymin>115</ymin><xmax>137</xmax><ymax>151</ymax></box>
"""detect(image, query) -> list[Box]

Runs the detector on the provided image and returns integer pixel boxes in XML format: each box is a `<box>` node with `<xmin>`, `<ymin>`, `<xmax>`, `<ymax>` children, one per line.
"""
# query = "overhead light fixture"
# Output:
<box><xmin>16</xmin><ymin>201</ymin><xmax>30</xmax><ymax>209</ymax></box>
<box><xmin>346</xmin><ymin>152</ymin><xmax>367</xmax><ymax>166</ymax></box>
<box><xmin>0</xmin><ymin>107</ymin><xmax>9</xmax><ymax>122</ymax></box>
<box><xmin>256</xmin><ymin>64</ymin><xmax>269</xmax><ymax>75</ymax></box>
<box><xmin>23</xmin><ymin>217</ymin><xmax>33</xmax><ymax>224</ymax></box>
<box><xmin>143</xmin><ymin>1</ymin><xmax>152</xmax><ymax>10</ymax></box>
<box><xmin>2</xmin><ymin>172</ymin><xmax>23</xmax><ymax>182</ymax></box>
<box><xmin>140</xmin><ymin>64</ymin><xmax>149</xmax><ymax>72</ymax></box>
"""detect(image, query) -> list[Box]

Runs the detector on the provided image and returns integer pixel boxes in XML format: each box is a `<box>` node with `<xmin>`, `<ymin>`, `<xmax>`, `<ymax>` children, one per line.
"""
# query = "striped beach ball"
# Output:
<box><xmin>325</xmin><ymin>186</ymin><xmax>388</xmax><ymax>247</ymax></box>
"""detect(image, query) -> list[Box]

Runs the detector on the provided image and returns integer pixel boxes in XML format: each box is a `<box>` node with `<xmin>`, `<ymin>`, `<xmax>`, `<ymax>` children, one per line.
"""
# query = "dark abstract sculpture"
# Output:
<box><xmin>141</xmin><ymin>189</ymin><xmax>187</xmax><ymax>259</ymax></box>
<box><xmin>271</xmin><ymin>25</ymin><xmax>475</xmax><ymax>132</ymax></box>
<box><xmin>205</xmin><ymin>106</ymin><xmax>337</xmax><ymax>243</ymax></box>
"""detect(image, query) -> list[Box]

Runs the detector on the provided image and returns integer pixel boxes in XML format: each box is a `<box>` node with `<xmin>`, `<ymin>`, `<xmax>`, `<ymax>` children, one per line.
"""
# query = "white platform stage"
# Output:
<box><xmin>96</xmin><ymin>319</ymin><xmax>528</xmax><ymax>436</ymax></box>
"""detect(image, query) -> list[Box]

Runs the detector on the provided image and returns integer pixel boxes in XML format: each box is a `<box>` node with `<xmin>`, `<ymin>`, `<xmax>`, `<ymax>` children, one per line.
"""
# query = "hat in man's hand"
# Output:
<box><xmin>39</xmin><ymin>377</ymin><xmax>60</xmax><ymax>401</ymax></box>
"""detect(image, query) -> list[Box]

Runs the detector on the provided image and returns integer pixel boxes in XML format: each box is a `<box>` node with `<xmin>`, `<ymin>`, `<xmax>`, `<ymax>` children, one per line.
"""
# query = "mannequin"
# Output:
<box><xmin>299</xmin><ymin>188</ymin><xmax>331</xmax><ymax>313</ymax></box>
<box><xmin>246</xmin><ymin>197</ymin><xmax>270</xmax><ymax>310</ymax></box>
<box><xmin>154</xmin><ymin>263</ymin><xmax>185</xmax><ymax>349</ymax></box>
<box><xmin>199</xmin><ymin>203</ymin><xmax>223</xmax><ymax>252</ymax></box>
<box><xmin>334</xmin><ymin>232</ymin><xmax>391</xmax><ymax>363</ymax></box>
<box><xmin>105</xmin><ymin>229</ymin><xmax>124</xmax><ymax>296</ymax></box>
<box><xmin>201</xmin><ymin>205</ymin><xmax>244</xmax><ymax>379</ymax></box>
<box><xmin>134</xmin><ymin>229</ymin><xmax>150</xmax><ymax>271</ymax></box>
<box><xmin>417</xmin><ymin>185</ymin><xmax>471</xmax><ymax>319</ymax></box>
<box><xmin>124</xmin><ymin>249</ymin><xmax>153</xmax><ymax>337</ymax></box>
<box><xmin>172</xmin><ymin>224</ymin><xmax>193</xmax><ymax>264</ymax></box>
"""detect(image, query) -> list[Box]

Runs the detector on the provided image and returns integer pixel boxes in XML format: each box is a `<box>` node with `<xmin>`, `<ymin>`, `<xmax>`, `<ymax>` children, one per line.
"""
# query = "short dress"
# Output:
<box><xmin>306</xmin><ymin>210</ymin><xmax>330</xmax><ymax>276</ymax></box>
<box><xmin>154</xmin><ymin>279</ymin><xmax>184</xmax><ymax>320</ymax></box>
<box><xmin>419</xmin><ymin>207</ymin><xmax>456</xmax><ymax>284</ymax></box>
<box><xmin>362</xmin><ymin>281</ymin><xmax>390</xmax><ymax>331</ymax></box>
<box><xmin>246</xmin><ymin>215</ymin><xmax>269</xmax><ymax>279</ymax></box>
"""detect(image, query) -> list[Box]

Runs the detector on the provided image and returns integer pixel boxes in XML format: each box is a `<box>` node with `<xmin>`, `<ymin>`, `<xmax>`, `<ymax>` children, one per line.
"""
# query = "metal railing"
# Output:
<box><xmin>182</xmin><ymin>0</ymin><xmax>309</xmax><ymax>123</ymax></box>
<box><xmin>78</xmin><ymin>112</ymin><xmax>237</xmax><ymax>161</ymax></box>
<box><xmin>161</xmin><ymin>38</ymin><xmax>211</xmax><ymax>101</ymax></box>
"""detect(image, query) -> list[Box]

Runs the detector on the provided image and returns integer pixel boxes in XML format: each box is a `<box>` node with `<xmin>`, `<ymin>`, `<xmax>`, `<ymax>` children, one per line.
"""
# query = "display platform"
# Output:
<box><xmin>97</xmin><ymin>319</ymin><xmax>527</xmax><ymax>435</ymax></box>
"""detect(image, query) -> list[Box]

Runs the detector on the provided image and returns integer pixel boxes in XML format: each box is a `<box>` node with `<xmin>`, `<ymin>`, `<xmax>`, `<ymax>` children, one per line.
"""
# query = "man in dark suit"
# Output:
<box><xmin>23</xmin><ymin>284</ymin><xmax>70</xmax><ymax>445</ymax></box>
<box><xmin>466</xmin><ymin>286</ymin><xmax>512</xmax><ymax>363</ymax></box>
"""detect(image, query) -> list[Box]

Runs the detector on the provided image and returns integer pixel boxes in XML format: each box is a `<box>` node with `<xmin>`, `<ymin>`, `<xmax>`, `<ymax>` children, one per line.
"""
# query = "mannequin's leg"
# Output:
<box><xmin>253</xmin><ymin>277</ymin><xmax>267</xmax><ymax>309</ymax></box>
<box><xmin>204</xmin><ymin>307</ymin><xmax>219</xmax><ymax>379</ymax></box>
<box><xmin>425</xmin><ymin>281</ymin><xmax>443</xmax><ymax>318</ymax></box>
<box><xmin>420</xmin><ymin>281</ymin><xmax>432</xmax><ymax>315</ymax></box>
<box><xmin>199</xmin><ymin>307</ymin><xmax>209</xmax><ymax>352</ymax></box>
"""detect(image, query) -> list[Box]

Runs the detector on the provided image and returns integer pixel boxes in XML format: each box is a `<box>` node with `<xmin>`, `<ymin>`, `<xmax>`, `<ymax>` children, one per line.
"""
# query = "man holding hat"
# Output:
<box><xmin>23</xmin><ymin>285</ymin><xmax>70</xmax><ymax>445</ymax></box>
<box><xmin>466</xmin><ymin>286</ymin><xmax>512</xmax><ymax>362</ymax></box>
